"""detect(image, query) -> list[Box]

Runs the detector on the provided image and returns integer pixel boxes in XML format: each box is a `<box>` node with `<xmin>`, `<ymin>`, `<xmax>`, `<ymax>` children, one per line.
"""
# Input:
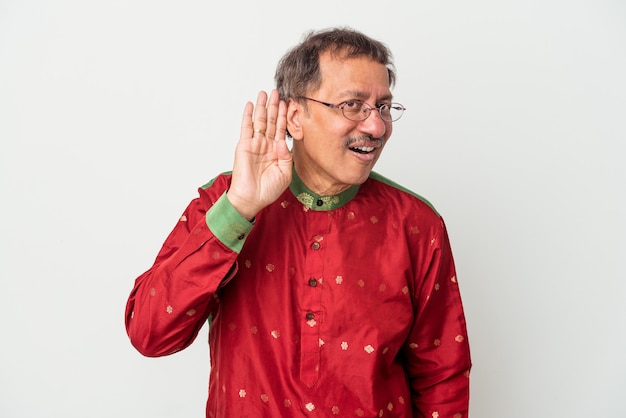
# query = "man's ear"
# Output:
<box><xmin>286</xmin><ymin>99</ymin><xmax>303</xmax><ymax>140</ymax></box>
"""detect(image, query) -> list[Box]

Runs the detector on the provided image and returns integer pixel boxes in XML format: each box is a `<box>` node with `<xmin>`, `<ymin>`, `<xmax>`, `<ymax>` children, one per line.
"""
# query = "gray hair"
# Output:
<box><xmin>275</xmin><ymin>27</ymin><xmax>396</xmax><ymax>101</ymax></box>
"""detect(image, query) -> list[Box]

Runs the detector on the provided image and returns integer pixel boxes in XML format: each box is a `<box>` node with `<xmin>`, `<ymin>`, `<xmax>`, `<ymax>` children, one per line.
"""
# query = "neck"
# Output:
<box><xmin>292</xmin><ymin>158</ymin><xmax>351</xmax><ymax>196</ymax></box>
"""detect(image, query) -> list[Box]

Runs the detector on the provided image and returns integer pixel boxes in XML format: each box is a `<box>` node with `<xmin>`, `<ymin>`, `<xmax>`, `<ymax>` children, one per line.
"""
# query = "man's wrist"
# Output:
<box><xmin>206</xmin><ymin>192</ymin><xmax>255</xmax><ymax>253</ymax></box>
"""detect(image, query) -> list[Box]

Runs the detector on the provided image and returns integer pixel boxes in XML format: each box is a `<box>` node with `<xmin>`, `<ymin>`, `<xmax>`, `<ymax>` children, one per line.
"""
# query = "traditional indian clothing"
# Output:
<box><xmin>125</xmin><ymin>169</ymin><xmax>471</xmax><ymax>417</ymax></box>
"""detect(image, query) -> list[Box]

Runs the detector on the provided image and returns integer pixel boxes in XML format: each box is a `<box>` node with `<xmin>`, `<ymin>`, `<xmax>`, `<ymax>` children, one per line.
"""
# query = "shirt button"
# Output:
<box><xmin>316</xmin><ymin>199</ymin><xmax>324</xmax><ymax>207</ymax></box>
<box><xmin>308</xmin><ymin>278</ymin><xmax>318</xmax><ymax>287</ymax></box>
<box><xmin>305</xmin><ymin>312</ymin><xmax>315</xmax><ymax>320</ymax></box>
<box><xmin>311</xmin><ymin>242</ymin><xmax>320</xmax><ymax>250</ymax></box>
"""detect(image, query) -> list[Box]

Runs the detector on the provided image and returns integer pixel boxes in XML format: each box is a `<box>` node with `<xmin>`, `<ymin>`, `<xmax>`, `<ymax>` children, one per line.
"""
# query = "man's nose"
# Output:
<box><xmin>358</xmin><ymin>109</ymin><xmax>387</xmax><ymax>138</ymax></box>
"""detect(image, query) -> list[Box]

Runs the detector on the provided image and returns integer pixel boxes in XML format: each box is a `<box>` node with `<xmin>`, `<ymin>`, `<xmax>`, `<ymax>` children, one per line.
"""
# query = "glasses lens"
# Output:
<box><xmin>341</xmin><ymin>101</ymin><xmax>405</xmax><ymax>122</ymax></box>
<box><xmin>341</xmin><ymin>101</ymin><xmax>368</xmax><ymax>121</ymax></box>
<box><xmin>382</xmin><ymin>104</ymin><xmax>405</xmax><ymax>122</ymax></box>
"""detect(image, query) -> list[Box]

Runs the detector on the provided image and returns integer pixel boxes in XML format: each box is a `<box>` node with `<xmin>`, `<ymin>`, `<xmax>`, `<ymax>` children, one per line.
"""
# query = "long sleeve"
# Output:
<box><xmin>404</xmin><ymin>219</ymin><xmax>472</xmax><ymax>417</ymax></box>
<box><xmin>125</xmin><ymin>175</ymin><xmax>253</xmax><ymax>357</ymax></box>
<box><xmin>125</xmin><ymin>172</ymin><xmax>471</xmax><ymax>417</ymax></box>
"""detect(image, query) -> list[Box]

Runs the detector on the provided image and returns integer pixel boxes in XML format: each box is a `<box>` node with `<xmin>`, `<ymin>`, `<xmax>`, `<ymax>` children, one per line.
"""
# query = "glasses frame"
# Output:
<box><xmin>298</xmin><ymin>96</ymin><xmax>406</xmax><ymax>122</ymax></box>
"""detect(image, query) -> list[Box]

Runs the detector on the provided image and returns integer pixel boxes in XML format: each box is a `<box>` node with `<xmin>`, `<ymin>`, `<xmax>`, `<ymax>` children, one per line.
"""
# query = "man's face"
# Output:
<box><xmin>289</xmin><ymin>52</ymin><xmax>394</xmax><ymax>195</ymax></box>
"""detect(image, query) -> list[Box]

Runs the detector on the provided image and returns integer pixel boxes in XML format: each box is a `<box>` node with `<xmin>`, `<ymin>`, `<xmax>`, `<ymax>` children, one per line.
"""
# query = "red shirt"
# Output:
<box><xmin>125</xmin><ymin>171</ymin><xmax>471</xmax><ymax>417</ymax></box>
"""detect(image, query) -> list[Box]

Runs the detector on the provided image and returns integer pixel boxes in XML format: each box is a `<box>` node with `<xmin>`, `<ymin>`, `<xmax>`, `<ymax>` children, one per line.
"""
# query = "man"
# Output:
<box><xmin>125</xmin><ymin>27</ymin><xmax>471</xmax><ymax>417</ymax></box>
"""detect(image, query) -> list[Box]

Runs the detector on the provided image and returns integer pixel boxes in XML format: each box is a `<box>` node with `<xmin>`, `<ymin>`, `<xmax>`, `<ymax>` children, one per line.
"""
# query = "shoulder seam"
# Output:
<box><xmin>369</xmin><ymin>171</ymin><xmax>440</xmax><ymax>216</ymax></box>
<box><xmin>201</xmin><ymin>171</ymin><xmax>233</xmax><ymax>190</ymax></box>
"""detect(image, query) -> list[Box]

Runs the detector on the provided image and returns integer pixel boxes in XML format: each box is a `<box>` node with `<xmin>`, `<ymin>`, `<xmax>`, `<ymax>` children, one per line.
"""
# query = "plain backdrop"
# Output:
<box><xmin>1</xmin><ymin>1</ymin><xmax>624</xmax><ymax>417</ymax></box>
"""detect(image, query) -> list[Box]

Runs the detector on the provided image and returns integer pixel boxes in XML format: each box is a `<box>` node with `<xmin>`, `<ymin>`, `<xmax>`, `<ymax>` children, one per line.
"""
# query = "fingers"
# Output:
<box><xmin>275</xmin><ymin>100</ymin><xmax>287</xmax><ymax>141</ymax></box>
<box><xmin>240</xmin><ymin>101</ymin><xmax>255</xmax><ymax>140</ymax></box>
<box><xmin>240</xmin><ymin>91</ymin><xmax>266</xmax><ymax>139</ymax></box>
<box><xmin>253</xmin><ymin>91</ymin><xmax>269</xmax><ymax>137</ymax></box>
<box><xmin>264</xmin><ymin>90</ymin><xmax>281</xmax><ymax>140</ymax></box>
<box><xmin>240</xmin><ymin>90</ymin><xmax>286</xmax><ymax>140</ymax></box>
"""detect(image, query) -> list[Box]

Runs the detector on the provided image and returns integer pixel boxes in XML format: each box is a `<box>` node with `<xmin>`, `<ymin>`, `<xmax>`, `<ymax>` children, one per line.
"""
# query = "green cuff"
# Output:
<box><xmin>206</xmin><ymin>192</ymin><xmax>254</xmax><ymax>253</ymax></box>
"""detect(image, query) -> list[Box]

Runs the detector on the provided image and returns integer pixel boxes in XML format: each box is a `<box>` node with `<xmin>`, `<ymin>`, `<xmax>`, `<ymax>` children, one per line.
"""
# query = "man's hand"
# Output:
<box><xmin>227</xmin><ymin>90</ymin><xmax>293</xmax><ymax>220</ymax></box>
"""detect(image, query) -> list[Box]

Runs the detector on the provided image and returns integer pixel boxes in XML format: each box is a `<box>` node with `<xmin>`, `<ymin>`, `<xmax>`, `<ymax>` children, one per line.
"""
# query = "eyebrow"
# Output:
<box><xmin>336</xmin><ymin>89</ymin><xmax>394</xmax><ymax>103</ymax></box>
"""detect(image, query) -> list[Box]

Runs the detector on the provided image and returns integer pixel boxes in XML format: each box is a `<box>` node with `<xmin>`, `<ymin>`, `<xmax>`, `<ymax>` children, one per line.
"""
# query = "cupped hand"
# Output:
<box><xmin>227</xmin><ymin>90</ymin><xmax>293</xmax><ymax>220</ymax></box>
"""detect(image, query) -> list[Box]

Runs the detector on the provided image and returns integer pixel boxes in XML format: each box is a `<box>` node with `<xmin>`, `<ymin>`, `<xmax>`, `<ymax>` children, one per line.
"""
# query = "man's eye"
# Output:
<box><xmin>343</xmin><ymin>101</ymin><xmax>362</xmax><ymax>110</ymax></box>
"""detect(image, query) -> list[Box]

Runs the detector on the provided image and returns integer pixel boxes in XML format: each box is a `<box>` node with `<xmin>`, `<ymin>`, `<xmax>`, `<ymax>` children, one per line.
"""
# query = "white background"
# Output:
<box><xmin>1</xmin><ymin>1</ymin><xmax>624</xmax><ymax>417</ymax></box>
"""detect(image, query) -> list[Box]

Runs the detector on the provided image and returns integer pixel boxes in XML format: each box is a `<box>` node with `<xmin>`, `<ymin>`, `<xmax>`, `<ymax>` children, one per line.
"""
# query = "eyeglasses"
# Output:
<box><xmin>298</xmin><ymin>97</ymin><xmax>406</xmax><ymax>122</ymax></box>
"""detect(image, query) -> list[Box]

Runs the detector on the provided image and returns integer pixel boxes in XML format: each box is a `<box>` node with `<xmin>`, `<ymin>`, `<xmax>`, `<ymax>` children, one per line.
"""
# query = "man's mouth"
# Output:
<box><xmin>346</xmin><ymin>136</ymin><xmax>383</xmax><ymax>154</ymax></box>
<box><xmin>349</xmin><ymin>145</ymin><xmax>376</xmax><ymax>154</ymax></box>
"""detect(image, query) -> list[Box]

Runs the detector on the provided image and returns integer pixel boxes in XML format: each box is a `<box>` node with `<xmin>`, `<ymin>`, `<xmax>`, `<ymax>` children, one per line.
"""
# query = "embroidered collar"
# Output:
<box><xmin>288</xmin><ymin>167</ymin><xmax>360</xmax><ymax>211</ymax></box>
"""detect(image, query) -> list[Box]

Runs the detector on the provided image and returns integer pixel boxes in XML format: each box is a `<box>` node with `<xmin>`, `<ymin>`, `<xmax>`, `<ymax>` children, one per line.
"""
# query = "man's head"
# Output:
<box><xmin>275</xmin><ymin>27</ymin><xmax>402</xmax><ymax>195</ymax></box>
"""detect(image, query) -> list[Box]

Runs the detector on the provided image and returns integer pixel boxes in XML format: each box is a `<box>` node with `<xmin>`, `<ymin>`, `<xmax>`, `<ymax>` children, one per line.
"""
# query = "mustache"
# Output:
<box><xmin>344</xmin><ymin>135</ymin><xmax>384</xmax><ymax>148</ymax></box>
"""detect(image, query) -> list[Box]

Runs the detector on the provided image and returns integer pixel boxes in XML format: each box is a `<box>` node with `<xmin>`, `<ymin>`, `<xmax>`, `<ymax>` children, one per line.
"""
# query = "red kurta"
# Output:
<box><xmin>125</xmin><ymin>170</ymin><xmax>471</xmax><ymax>417</ymax></box>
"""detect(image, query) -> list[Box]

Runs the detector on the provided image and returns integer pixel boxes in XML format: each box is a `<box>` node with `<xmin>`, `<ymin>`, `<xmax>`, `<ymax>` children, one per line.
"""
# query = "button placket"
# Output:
<box><xmin>300</xmin><ymin>230</ymin><xmax>327</xmax><ymax>387</ymax></box>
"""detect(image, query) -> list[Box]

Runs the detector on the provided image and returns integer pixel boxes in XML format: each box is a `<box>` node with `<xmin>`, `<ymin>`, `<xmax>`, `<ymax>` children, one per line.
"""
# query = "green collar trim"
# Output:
<box><xmin>289</xmin><ymin>167</ymin><xmax>360</xmax><ymax>211</ymax></box>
